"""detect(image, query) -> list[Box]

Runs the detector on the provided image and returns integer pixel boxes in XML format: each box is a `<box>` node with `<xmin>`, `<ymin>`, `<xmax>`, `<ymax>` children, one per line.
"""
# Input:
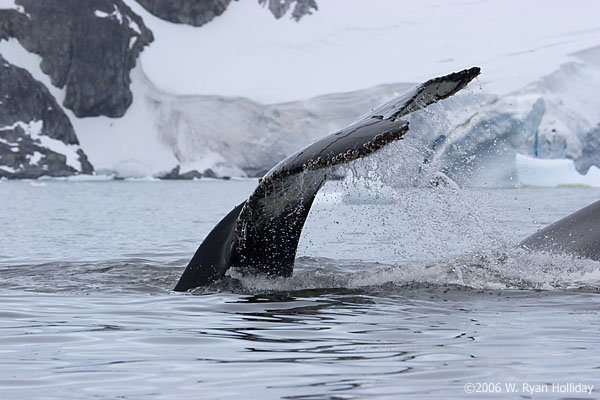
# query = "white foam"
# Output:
<box><xmin>228</xmin><ymin>249</ymin><xmax>600</xmax><ymax>293</ymax></box>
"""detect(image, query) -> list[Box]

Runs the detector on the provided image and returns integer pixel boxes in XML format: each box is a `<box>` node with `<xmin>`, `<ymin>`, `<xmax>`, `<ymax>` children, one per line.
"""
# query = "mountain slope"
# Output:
<box><xmin>0</xmin><ymin>54</ymin><xmax>92</xmax><ymax>178</ymax></box>
<box><xmin>1</xmin><ymin>0</ymin><xmax>600</xmax><ymax>183</ymax></box>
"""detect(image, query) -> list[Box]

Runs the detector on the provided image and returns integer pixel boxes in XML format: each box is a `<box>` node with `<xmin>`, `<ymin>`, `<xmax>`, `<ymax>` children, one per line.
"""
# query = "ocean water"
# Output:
<box><xmin>0</xmin><ymin>179</ymin><xmax>598</xmax><ymax>399</ymax></box>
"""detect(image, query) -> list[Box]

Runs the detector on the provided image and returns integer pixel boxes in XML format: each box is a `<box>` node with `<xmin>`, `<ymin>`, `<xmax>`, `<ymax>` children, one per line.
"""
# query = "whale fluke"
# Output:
<box><xmin>519</xmin><ymin>199</ymin><xmax>600</xmax><ymax>261</ymax></box>
<box><xmin>174</xmin><ymin>67</ymin><xmax>481</xmax><ymax>291</ymax></box>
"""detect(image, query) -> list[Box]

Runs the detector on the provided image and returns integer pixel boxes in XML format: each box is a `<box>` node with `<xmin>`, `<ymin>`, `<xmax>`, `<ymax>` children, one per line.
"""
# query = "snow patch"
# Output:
<box><xmin>126</xmin><ymin>15</ymin><xmax>141</xmax><ymax>35</ymax></box>
<box><xmin>72</xmin><ymin>66</ymin><xmax>179</xmax><ymax>178</ymax></box>
<box><xmin>27</xmin><ymin>151</ymin><xmax>43</xmax><ymax>165</ymax></box>
<box><xmin>0</xmin><ymin>136</ymin><xmax>18</xmax><ymax>147</ymax></box>
<box><xmin>95</xmin><ymin>4</ymin><xmax>141</xmax><ymax>40</ymax></box>
<box><xmin>0</xmin><ymin>165</ymin><xmax>16</xmax><ymax>173</ymax></box>
<box><xmin>94</xmin><ymin>5</ymin><xmax>124</xmax><ymax>25</ymax></box>
<box><xmin>0</xmin><ymin>38</ymin><xmax>66</xmax><ymax>104</ymax></box>
<box><xmin>0</xmin><ymin>120</ymin><xmax>30</xmax><ymax>131</ymax></box>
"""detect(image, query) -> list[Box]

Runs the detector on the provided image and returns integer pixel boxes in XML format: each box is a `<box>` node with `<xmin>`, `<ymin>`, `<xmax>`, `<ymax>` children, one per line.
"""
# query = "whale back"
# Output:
<box><xmin>519</xmin><ymin>199</ymin><xmax>600</xmax><ymax>261</ymax></box>
<box><xmin>174</xmin><ymin>67</ymin><xmax>481</xmax><ymax>291</ymax></box>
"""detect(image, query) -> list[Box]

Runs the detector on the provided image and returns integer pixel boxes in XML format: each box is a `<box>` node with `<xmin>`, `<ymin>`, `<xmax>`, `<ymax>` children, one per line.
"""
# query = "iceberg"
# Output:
<box><xmin>516</xmin><ymin>153</ymin><xmax>600</xmax><ymax>187</ymax></box>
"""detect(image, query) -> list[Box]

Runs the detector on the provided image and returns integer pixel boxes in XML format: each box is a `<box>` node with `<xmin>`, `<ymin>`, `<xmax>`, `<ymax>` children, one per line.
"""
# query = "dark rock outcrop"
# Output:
<box><xmin>0</xmin><ymin>0</ymin><xmax>153</xmax><ymax>118</ymax></box>
<box><xmin>135</xmin><ymin>0</ymin><xmax>232</xmax><ymax>27</ymax></box>
<box><xmin>0</xmin><ymin>55</ymin><xmax>93</xmax><ymax>179</ymax></box>
<box><xmin>258</xmin><ymin>0</ymin><xmax>318</xmax><ymax>21</ymax></box>
<box><xmin>135</xmin><ymin>0</ymin><xmax>317</xmax><ymax>27</ymax></box>
<box><xmin>158</xmin><ymin>165</ymin><xmax>217</xmax><ymax>180</ymax></box>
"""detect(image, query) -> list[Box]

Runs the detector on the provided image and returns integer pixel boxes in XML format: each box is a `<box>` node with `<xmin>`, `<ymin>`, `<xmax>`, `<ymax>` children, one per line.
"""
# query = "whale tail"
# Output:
<box><xmin>174</xmin><ymin>67</ymin><xmax>481</xmax><ymax>291</ymax></box>
<box><xmin>174</xmin><ymin>202</ymin><xmax>245</xmax><ymax>291</ymax></box>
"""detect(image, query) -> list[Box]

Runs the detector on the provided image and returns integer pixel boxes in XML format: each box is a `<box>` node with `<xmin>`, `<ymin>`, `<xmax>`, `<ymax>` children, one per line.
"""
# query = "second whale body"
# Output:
<box><xmin>519</xmin><ymin>200</ymin><xmax>600</xmax><ymax>261</ymax></box>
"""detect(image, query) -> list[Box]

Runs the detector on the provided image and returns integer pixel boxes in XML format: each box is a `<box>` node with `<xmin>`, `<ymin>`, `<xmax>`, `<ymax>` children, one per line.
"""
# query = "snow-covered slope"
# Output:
<box><xmin>1</xmin><ymin>0</ymin><xmax>600</xmax><ymax>182</ymax></box>
<box><xmin>76</xmin><ymin>66</ymin><xmax>413</xmax><ymax>178</ymax></box>
<box><xmin>128</xmin><ymin>0</ymin><xmax>600</xmax><ymax>103</ymax></box>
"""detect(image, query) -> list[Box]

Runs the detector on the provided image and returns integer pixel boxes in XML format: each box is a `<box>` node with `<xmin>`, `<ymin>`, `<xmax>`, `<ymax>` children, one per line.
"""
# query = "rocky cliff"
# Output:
<box><xmin>134</xmin><ymin>0</ymin><xmax>232</xmax><ymax>26</ymax></box>
<box><xmin>136</xmin><ymin>0</ymin><xmax>317</xmax><ymax>26</ymax></box>
<box><xmin>0</xmin><ymin>0</ymin><xmax>152</xmax><ymax>178</ymax></box>
<box><xmin>0</xmin><ymin>54</ymin><xmax>93</xmax><ymax>179</ymax></box>
<box><xmin>0</xmin><ymin>0</ymin><xmax>153</xmax><ymax>118</ymax></box>
<box><xmin>0</xmin><ymin>0</ymin><xmax>322</xmax><ymax>179</ymax></box>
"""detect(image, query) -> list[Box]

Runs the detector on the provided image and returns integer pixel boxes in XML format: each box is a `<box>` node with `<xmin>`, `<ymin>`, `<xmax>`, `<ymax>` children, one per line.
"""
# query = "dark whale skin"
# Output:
<box><xmin>519</xmin><ymin>199</ymin><xmax>600</xmax><ymax>261</ymax></box>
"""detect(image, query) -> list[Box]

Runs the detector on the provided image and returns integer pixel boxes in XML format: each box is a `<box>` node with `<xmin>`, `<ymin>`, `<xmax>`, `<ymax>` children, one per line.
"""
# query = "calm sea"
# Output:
<box><xmin>0</xmin><ymin>179</ymin><xmax>598</xmax><ymax>399</ymax></box>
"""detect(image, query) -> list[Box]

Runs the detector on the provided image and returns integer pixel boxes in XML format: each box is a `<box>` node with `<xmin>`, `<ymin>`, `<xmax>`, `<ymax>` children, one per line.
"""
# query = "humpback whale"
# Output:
<box><xmin>519</xmin><ymin>200</ymin><xmax>600</xmax><ymax>261</ymax></box>
<box><xmin>174</xmin><ymin>67</ymin><xmax>481</xmax><ymax>291</ymax></box>
<box><xmin>175</xmin><ymin>67</ymin><xmax>600</xmax><ymax>292</ymax></box>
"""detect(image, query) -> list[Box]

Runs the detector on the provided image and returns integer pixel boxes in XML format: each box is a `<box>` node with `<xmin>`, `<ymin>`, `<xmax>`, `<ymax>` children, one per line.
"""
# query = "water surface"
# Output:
<box><xmin>0</xmin><ymin>180</ymin><xmax>598</xmax><ymax>399</ymax></box>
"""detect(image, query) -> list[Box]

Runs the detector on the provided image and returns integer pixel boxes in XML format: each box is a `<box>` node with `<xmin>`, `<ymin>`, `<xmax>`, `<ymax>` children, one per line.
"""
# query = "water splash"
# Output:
<box><xmin>227</xmin><ymin>250</ymin><xmax>600</xmax><ymax>294</ymax></box>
